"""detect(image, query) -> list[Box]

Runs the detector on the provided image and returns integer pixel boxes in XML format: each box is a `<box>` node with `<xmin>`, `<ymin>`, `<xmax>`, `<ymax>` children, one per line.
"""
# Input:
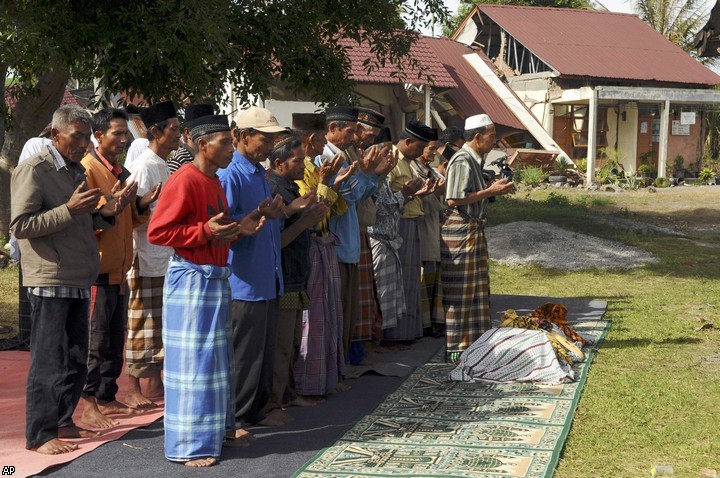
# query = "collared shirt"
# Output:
<box><xmin>219</xmin><ymin>151</ymin><xmax>283</xmax><ymax>301</ymax></box>
<box><xmin>267</xmin><ymin>171</ymin><xmax>309</xmax><ymax>293</ymax></box>
<box><xmin>314</xmin><ymin>142</ymin><xmax>378</xmax><ymax>264</ymax></box>
<box><xmin>126</xmin><ymin>148</ymin><xmax>173</xmax><ymax>276</ymax></box>
<box><xmin>93</xmin><ymin>148</ymin><xmax>125</xmax><ymax>178</ymax></box>
<box><xmin>387</xmin><ymin>146</ymin><xmax>423</xmax><ymax>219</ymax></box>
<box><xmin>445</xmin><ymin>143</ymin><xmax>487</xmax><ymax>221</ymax></box>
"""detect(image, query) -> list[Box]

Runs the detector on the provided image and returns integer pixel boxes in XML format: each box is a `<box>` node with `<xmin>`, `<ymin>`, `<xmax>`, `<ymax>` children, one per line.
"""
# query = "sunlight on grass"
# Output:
<box><xmin>488</xmin><ymin>188</ymin><xmax>720</xmax><ymax>477</ymax></box>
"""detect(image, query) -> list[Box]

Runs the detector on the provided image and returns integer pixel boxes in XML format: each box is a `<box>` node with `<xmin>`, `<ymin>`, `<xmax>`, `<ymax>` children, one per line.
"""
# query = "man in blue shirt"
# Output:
<box><xmin>314</xmin><ymin>107</ymin><xmax>382</xmax><ymax>362</ymax></box>
<box><xmin>218</xmin><ymin>107</ymin><xmax>289</xmax><ymax>441</ymax></box>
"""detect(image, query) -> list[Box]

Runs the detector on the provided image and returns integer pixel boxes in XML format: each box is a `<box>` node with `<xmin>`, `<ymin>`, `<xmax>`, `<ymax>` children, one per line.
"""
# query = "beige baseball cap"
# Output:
<box><xmin>233</xmin><ymin>106</ymin><xmax>287</xmax><ymax>133</ymax></box>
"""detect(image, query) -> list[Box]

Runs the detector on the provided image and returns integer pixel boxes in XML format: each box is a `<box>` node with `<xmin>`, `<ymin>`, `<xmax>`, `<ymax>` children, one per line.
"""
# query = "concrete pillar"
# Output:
<box><xmin>658</xmin><ymin>99</ymin><xmax>670</xmax><ymax>178</ymax></box>
<box><xmin>586</xmin><ymin>88</ymin><xmax>598</xmax><ymax>185</ymax></box>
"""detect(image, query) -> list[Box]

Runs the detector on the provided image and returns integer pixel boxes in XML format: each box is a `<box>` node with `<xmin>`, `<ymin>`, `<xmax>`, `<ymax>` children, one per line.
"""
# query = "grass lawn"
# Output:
<box><xmin>488</xmin><ymin>186</ymin><xmax>720</xmax><ymax>477</ymax></box>
<box><xmin>1</xmin><ymin>186</ymin><xmax>718</xmax><ymax>476</ymax></box>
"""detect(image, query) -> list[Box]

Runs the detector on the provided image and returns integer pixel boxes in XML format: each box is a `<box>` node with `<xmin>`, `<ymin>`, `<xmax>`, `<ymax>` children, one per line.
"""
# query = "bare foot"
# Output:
<box><xmin>184</xmin><ymin>457</ymin><xmax>218</xmax><ymax>467</ymax></box>
<box><xmin>145</xmin><ymin>375</ymin><xmax>164</xmax><ymax>398</ymax></box>
<box><xmin>257</xmin><ymin>409</ymin><xmax>293</xmax><ymax>427</ymax></box>
<box><xmin>124</xmin><ymin>390</ymin><xmax>158</xmax><ymax>409</ymax></box>
<box><xmin>290</xmin><ymin>395</ymin><xmax>323</xmax><ymax>407</ymax></box>
<box><xmin>32</xmin><ymin>438</ymin><xmax>78</xmax><ymax>455</ymax></box>
<box><xmin>327</xmin><ymin>382</ymin><xmax>352</xmax><ymax>394</ymax></box>
<box><xmin>58</xmin><ymin>426</ymin><xmax>100</xmax><ymax>439</ymax></box>
<box><xmin>98</xmin><ymin>400</ymin><xmax>144</xmax><ymax>415</ymax></box>
<box><xmin>81</xmin><ymin>398</ymin><xmax>119</xmax><ymax>429</ymax></box>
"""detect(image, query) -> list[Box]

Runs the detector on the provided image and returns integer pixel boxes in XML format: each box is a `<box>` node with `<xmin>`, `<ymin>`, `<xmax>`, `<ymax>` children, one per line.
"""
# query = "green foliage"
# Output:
<box><xmin>442</xmin><ymin>0</ymin><xmax>593</xmax><ymax>37</ymax></box>
<box><xmin>638</xmin><ymin>163</ymin><xmax>657</xmax><ymax>175</ymax></box>
<box><xmin>516</xmin><ymin>165</ymin><xmax>547</xmax><ymax>186</ymax></box>
<box><xmin>673</xmin><ymin>154</ymin><xmax>685</xmax><ymax>172</ymax></box>
<box><xmin>698</xmin><ymin>167</ymin><xmax>716</xmax><ymax>184</ymax></box>
<box><xmin>574</xmin><ymin>158</ymin><xmax>588</xmax><ymax>172</ymax></box>
<box><xmin>595</xmin><ymin>163</ymin><xmax>618</xmax><ymax>185</ymax></box>
<box><xmin>1</xmin><ymin>0</ymin><xmax>450</xmax><ymax>109</ymax></box>
<box><xmin>554</xmin><ymin>156</ymin><xmax>573</xmax><ymax>173</ymax></box>
<box><xmin>653</xmin><ymin>177</ymin><xmax>670</xmax><ymax>188</ymax></box>
<box><xmin>632</xmin><ymin>0</ymin><xmax>711</xmax><ymax>59</ymax></box>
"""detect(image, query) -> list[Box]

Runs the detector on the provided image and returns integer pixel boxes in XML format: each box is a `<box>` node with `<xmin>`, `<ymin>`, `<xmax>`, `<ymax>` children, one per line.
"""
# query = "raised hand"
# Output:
<box><xmin>66</xmin><ymin>181</ymin><xmax>103</xmax><ymax>215</ymax></box>
<box><xmin>207</xmin><ymin>212</ymin><xmax>243</xmax><ymax>242</ymax></box>
<box><xmin>415</xmin><ymin>177</ymin><xmax>437</xmax><ymax>197</ymax></box>
<box><xmin>287</xmin><ymin>192</ymin><xmax>317</xmax><ymax>216</ymax></box>
<box><xmin>100</xmin><ymin>180</ymin><xmax>136</xmax><ymax>217</ymax></box>
<box><xmin>486</xmin><ymin>177</ymin><xmax>515</xmax><ymax>196</ymax></box>
<box><xmin>374</xmin><ymin>147</ymin><xmax>398</xmax><ymax>177</ymax></box>
<box><xmin>138</xmin><ymin>183</ymin><xmax>162</xmax><ymax>210</ymax></box>
<box><xmin>303</xmin><ymin>201</ymin><xmax>330</xmax><ymax>225</ymax></box>
<box><xmin>319</xmin><ymin>153</ymin><xmax>345</xmax><ymax>185</ymax></box>
<box><xmin>257</xmin><ymin>194</ymin><xmax>285</xmax><ymax>219</ymax></box>
<box><xmin>333</xmin><ymin>161</ymin><xmax>358</xmax><ymax>188</ymax></box>
<box><xmin>237</xmin><ymin>212</ymin><xmax>266</xmax><ymax>237</ymax></box>
<box><xmin>358</xmin><ymin>147</ymin><xmax>382</xmax><ymax>175</ymax></box>
<box><xmin>400</xmin><ymin>178</ymin><xmax>424</xmax><ymax>200</ymax></box>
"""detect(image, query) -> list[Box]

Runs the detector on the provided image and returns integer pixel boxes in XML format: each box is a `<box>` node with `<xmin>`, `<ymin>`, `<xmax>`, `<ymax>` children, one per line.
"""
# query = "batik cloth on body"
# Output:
<box><xmin>441</xmin><ymin>209</ymin><xmax>490</xmax><ymax>356</ymax></box>
<box><xmin>383</xmin><ymin>217</ymin><xmax>423</xmax><ymax>341</ymax></box>
<box><xmin>294</xmin><ymin>234</ymin><xmax>345</xmax><ymax>395</ymax></box>
<box><xmin>163</xmin><ymin>257</ymin><xmax>235</xmax><ymax>462</ymax></box>
<box><xmin>353</xmin><ymin>231</ymin><xmax>382</xmax><ymax>341</ymax></box>
<box><xmin>125</xmin><ymin>255</ymin><xmax>164</xmax><ymax>377</ymax></box>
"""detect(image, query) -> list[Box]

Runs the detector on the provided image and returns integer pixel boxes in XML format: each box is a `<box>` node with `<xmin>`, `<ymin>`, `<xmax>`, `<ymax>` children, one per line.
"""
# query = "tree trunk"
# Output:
<box><xmin>0</xmin><ymin>68</ymin><xmax>68</xmax><ymax>237</ymax></box>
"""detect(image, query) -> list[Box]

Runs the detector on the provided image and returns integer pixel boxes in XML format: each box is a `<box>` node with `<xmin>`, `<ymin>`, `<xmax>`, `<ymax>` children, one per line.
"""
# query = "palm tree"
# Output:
<box><xmin>632</xmin><ymin>0</ymin><xmax>711</xmax><ymax>54</ymax></box>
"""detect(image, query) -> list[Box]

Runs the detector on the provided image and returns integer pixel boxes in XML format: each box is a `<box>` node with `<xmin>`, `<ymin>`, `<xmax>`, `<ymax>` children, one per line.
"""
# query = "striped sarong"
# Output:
<box><xmin>448</xmin><ymin>327</ymin><xmax>574</xmax><ymax>384</ymax></box>
<box><xmin>353</xmin><ymin>231</ymin><xmax>382</xmax><ymax>341</ymax></box>
<box><xmin>420</xmin><ymin>260</ymin><xmax>444</xmax><ymax>329</ymax></box>
<box><xmin>441</xmin><ymin>209</ymin><xmax>490</xmax><ymax>356</ymax></box>
<box><xmin>125</xmin><ymin>255</ymin><xmax>164</xmax><ymax>376</ymax></box>
<box><xmin>163</xmin><ymin>256</ymin><xmax>234</xmax><ymax>462</ymax></box>
<box><xmin>383</xmin><ymin>217</ymin><xmax>422</xmax><ymax>341</ymax></box>
<box><xmin>294</xmin><ymin>235</ymin><xmax>345</xmax><ymax>395</ymax></box>
<box><xmin>369</xmin><ymin>236</ymin><xmax>405</xmax><ymax>331</ymax></box>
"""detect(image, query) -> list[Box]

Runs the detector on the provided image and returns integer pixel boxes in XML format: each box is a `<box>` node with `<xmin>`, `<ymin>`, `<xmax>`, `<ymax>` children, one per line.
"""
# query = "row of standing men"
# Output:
<box><xmin>10</xmin><ymin>101</ymin><xmax>514</xmax><ymax>465</ymax></box>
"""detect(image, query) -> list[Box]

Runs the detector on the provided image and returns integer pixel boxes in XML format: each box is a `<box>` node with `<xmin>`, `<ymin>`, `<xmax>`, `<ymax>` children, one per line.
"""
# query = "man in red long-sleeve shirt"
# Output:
<box><xmin>147</xmin><ymin>114</ymin><xmax>266</xmax><ymax>467</ymax></box>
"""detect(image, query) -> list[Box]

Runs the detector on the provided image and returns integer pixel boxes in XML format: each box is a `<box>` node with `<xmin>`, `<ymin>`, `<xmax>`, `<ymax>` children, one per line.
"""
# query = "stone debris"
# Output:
<box><xmin>486</xmin><ymin>221</ymin><xmax>657</xmax><ymax>270</ymax></box>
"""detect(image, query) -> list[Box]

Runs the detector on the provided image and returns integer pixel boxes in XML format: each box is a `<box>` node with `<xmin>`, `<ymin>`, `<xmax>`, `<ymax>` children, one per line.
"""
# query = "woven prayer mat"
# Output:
<box><xmin>293</xmin><ymin>297</ymin><xmax>609</xmax><ymax>478</ymax></box>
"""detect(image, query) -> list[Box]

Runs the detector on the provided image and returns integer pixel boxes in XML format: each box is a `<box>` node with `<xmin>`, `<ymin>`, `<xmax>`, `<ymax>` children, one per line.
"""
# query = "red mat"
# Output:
<box><xmin>0</xmin><ymin>351</ymin><xmax>164</xmax><ymax>478</ymax></box>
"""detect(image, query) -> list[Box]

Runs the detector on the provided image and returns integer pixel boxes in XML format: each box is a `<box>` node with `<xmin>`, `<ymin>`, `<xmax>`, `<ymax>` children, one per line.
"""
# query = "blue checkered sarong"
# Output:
<box><xmin>163</xmin><ymin>256</ymin><xmax>234</xmax><ymax>462</ymax></box>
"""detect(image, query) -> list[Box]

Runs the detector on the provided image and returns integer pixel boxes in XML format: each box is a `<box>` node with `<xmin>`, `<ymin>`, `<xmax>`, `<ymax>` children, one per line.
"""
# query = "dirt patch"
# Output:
<box><xmin>486</xmin><ymin>221</ymin><xmax>658</xmax><ymax>270</ymax></box>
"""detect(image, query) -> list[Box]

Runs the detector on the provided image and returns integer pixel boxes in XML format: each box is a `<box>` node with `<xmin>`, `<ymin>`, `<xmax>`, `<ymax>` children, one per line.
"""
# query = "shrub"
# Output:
<box><xmin>554</xmin><ymin>156</ymin><xmax>573</xmax><ymax>173</ymax></box>
<box><xmin>517</xmin><ymin>166</ymin><xmax>546</xmax><ymax>187</ymax></box>
<box><xmin>653</xmin><ymin>177</ymin><xmax>670</xmax><ymax>188</ymax></box>
<box><xmin>575</xmin><ymin>158</ymin><xmax>588</xmax><ymax>172</ymax></box>
<box><xmin>698</xmin><ymin>168</ymin><xmax>715</xmax><ymax>185</ymax></box>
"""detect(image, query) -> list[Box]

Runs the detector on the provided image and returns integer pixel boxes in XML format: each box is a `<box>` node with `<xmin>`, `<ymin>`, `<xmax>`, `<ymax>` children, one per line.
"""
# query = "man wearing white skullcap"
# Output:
<box><xmin>441</xmin><ymin>114</ymin><xmax>514</xmax><ymax>362</ymax></box>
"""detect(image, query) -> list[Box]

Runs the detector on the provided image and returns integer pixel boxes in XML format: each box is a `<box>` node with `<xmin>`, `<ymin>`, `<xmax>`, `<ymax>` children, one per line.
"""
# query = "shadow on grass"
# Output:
<box><xmin>600</xmin><ymin>336</ymin><xmax>702</xmax><ymax>349</ymax></box>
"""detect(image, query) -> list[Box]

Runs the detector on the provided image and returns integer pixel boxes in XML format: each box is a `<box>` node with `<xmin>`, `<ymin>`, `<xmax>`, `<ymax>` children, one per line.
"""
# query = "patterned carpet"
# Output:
<box><xmin>294</xmin><ymin>301</ymin><xmax>609</xmax><ymax>477</ymax></box>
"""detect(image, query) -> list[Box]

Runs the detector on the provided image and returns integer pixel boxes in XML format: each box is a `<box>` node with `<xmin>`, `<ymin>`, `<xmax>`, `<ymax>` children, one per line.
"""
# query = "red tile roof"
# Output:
<box><xmin>341</xmin><ymin>36</ymin><xmax>457</xmax><ymax>88</ymax></box>
<box><xmin>476</xmin><ymin>4</ymin><xmax>720</xmax><ymax>86</ymax></box>
<box><xmin>5</xmin><ymin>87</ymin><xmax>80</xmax><ymax>110</ymax></box>
<box><xmin>424</xmin><ymin>36</ymin><xmax>526</xmax><ymax>131</ymax></box>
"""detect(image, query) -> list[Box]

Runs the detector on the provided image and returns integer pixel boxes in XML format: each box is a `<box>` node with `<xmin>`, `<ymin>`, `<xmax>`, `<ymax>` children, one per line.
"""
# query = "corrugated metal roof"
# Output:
<box><xmin>477</xmin><ymin>4</ymin><xmax>720</xmax><ymax>86</ymax></box>
<box><xmin>341</xmin><ymin>36</ymin><xmax>457</xmax><ymax>88</ymax></box>
<box><xmin>424</xmin><ymin>36</ymin><xmax>525</xmax><ymax>131</ymax></box>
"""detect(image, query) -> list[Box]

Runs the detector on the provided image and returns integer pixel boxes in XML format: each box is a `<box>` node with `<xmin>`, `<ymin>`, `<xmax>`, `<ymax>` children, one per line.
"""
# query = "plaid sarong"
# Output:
<box><xmin>163</xmin><ymin>256</ymin><xmax>234</xmax><ymax>461</ymax></box>
<box><xmin>420</xmin><ymin>260</ymin><xmax>444</xmax><ymax>328</ymax></box>
<box><xmin>383</xmin><ymin>218</ymin><xmax>423</xmax><ymax>341</ymax></box>
<box><xmin>294</xmin><ymin>234</ymin><xmax>345</xmax><ymax>395</ymax></box>
<box><xmin>353</xmin><ymin>232</ymin><xmax>382</xmax><ymax>341</ymax></box>
<box><xmin>125</xmin><ymin>255</ymin><xmax>164</xmax><ymax>372</ymax></box>
<box><xmin>441</xmin><ymin>210</ymin><xmax>490</xmax><ymax>355</ymax></box>
<box><xmin>369</xmin><ymin>236</ymin><xmax>405</xmax><ymax>331</ymax></box>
